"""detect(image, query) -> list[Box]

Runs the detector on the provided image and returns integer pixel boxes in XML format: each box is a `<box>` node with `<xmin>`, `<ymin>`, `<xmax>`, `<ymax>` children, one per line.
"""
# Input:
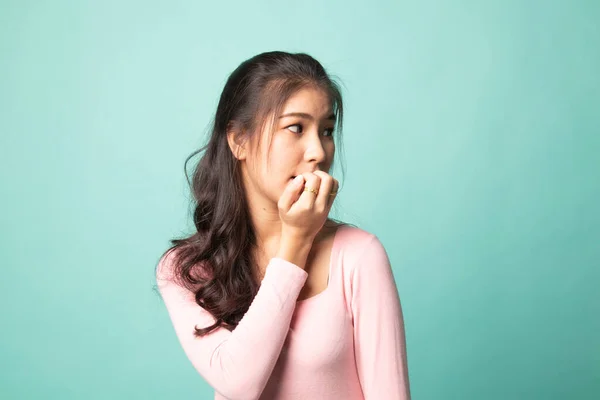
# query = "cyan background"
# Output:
<box><xmin>1</xmin><ymin>0</ymin><xmax>598</xmax><ymax>399</ymax></box>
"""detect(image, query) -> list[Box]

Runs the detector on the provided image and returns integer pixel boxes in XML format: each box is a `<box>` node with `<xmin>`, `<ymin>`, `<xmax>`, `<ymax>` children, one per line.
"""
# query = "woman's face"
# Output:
<box><xmin>240</xmin><ymin>86</ymin><xmax>336</xmax><ymax>205</ymax></box>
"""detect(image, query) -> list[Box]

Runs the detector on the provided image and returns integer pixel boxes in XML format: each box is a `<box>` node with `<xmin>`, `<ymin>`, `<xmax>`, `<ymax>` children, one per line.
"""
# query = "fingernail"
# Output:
<box><xmin>293</xmin><ymin>176</ymin><xmax>303</xmax><ymax>184</ymax></box>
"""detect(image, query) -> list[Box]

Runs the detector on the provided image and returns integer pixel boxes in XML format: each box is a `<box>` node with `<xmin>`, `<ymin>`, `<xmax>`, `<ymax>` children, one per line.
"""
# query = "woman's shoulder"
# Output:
<box><xmin>333</xmin><ymin>221</ymin><xmax>378</xmax><ymax>245</ymax></box>
<box><xmin>330</xmin><ymin>221</ymin><xmax>386</xmax><ymax>261</ymax></box>
<box><xmin>155</xmin><ymin>245</ymin><xmax>211</xmax><ymax>284</ymax></box>
<box><xmin>331</xmin><ymin>223</ymin><xmax>393</xmax><ymax>288</ymax></box>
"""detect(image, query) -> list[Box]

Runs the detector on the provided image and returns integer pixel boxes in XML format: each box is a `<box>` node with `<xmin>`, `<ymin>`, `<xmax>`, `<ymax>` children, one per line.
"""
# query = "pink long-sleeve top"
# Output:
<box><xmin>156</xmin><ymin>224</ymin><xmax>411</xmax><ymax>399</ymax></box>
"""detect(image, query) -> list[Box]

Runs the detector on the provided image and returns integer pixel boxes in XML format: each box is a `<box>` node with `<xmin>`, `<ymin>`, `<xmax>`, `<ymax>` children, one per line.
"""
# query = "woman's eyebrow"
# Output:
<box><xmin>278</xmin><ymin>112</ymin><xmax>336</xmax><ymax>121</ymax></box>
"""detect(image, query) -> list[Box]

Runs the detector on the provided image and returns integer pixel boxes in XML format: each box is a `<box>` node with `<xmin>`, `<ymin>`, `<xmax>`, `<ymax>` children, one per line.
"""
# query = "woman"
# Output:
<box><xmin>155</xmin><ymin>51</ymin><xmax>411</xmax><ymax>399</ymax></box>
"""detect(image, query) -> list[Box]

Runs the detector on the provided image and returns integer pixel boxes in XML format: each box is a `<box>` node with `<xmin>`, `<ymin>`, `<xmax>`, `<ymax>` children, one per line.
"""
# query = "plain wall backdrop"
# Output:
<box><xmin>1</xmin><ymin>0</ymin><xmax>599</xmax><ymax>399</ymax></box>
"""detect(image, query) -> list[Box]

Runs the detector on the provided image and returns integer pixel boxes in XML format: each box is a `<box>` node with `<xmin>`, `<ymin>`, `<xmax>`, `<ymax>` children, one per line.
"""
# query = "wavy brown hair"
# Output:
<box><xmin>154</xmin><ymin>51</ymin><xmax>348</xmax><ymax>337</ymax></box>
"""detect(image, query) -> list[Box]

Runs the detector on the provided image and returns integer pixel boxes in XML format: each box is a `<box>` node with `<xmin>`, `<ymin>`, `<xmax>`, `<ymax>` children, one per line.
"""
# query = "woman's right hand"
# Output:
<box><xmin>277</xmin><ymin>171</ymin><xmax>339</xmax><ymax>241</ymax></box>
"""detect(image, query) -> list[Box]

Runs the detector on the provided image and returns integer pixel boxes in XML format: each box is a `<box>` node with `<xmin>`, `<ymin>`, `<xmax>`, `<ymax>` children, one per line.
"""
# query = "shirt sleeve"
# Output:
<box><xmin>156</xmin><ymin>251</ymin><xmax>308</xmax><ymax>400</ymax></box>
<box><xmin>350</xmin><ymin>234</ymin><xmax>412</xmax><ymax>400</ymax></box>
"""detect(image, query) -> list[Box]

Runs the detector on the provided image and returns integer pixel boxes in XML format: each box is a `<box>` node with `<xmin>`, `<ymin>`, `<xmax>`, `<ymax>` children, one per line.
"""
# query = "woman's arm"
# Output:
<box><xmin>156</xmin><ymin>247</ymin><xmax>309</xmax><ymax>400</ymax></box>
<box><xmin>350</xmin><ymin>234</ymin><xmax>411</xmax><ymax>400</ymax></box>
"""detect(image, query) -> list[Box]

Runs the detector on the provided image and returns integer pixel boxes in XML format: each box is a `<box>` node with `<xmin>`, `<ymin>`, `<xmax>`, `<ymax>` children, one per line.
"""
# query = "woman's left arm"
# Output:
<box><xmin>350</xmin><ymin>234</ymin><xmax>411</xmax><ymax>400</ymax></box>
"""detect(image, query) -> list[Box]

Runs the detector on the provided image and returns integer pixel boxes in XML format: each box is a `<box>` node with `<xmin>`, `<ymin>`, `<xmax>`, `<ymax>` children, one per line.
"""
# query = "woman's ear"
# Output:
<box><xmin>227</xmin><ymin>128</ymin><xmax>247</xmax><ymax>160</ymax></box>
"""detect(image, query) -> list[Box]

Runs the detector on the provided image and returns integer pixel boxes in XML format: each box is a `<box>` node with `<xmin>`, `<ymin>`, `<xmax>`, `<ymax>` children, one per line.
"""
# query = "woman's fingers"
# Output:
<box><xmin>278</xmin><ymin>171</ymin><xmax>338</xmax><ymax>239</ymax></box>
<box><xmin>327</xmin><ymin>176</ymin><xmax>339</xmax><ymax>208</ymax></box>
<box><xmin>312</xmin><ymin>171</ymin><xmax>335</xmax><ymax>211</ymax></box>
<box><xmin>296</xmin><ymin>172</ymin><xmax>321</xmax><ymax>209</ymax></box>
<box><xmin>278</xmin><ymin>175</ymin><xmax>305</xmax><ymax>212</ymax></box>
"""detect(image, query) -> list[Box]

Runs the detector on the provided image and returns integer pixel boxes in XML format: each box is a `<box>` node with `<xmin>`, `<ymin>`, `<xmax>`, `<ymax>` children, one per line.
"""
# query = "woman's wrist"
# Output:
<box><xmin>276</xmin><ymin>234</ymin><xmax>314</xmax><ymax>269</ymax></box>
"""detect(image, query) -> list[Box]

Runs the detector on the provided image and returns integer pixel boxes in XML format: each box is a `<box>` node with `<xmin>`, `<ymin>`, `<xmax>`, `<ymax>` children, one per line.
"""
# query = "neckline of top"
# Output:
<box><xmin>295</xmin><ymin>223</ymin><xmax>347</xmax><ymax>305</ymax></box>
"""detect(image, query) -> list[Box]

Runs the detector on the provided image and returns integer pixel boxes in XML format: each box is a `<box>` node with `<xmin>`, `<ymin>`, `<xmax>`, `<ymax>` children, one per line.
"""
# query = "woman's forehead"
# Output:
<box><xmin>278</xmin><ymin>87</ymin><xmax>332</xmax><ymax>116</ymax></box>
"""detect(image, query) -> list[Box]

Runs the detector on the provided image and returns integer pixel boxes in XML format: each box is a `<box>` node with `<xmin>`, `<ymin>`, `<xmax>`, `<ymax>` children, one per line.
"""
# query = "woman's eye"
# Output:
<box><xmin>287</xmin><ymin>124</ymin><xmax>335</xmax><ymax>137</ymax></box>
<box><xmin>287</xmin><ymin>124</ymin><xmax>302</xmax><ymax>134</ymax></box>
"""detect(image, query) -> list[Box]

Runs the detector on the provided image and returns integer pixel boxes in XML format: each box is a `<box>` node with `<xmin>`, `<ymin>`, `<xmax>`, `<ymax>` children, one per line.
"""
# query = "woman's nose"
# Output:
<box><xmin>305</xmin><ymin>136</ymin><xmax>327</xmax><ymax>163</ymax></box>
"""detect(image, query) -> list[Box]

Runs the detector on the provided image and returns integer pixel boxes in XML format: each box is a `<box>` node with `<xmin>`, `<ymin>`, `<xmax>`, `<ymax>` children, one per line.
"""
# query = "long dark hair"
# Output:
<box><xmin>155</xmin><ymin>51</ymin><xmax>348</xmax><ymax>337</ymax></box>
